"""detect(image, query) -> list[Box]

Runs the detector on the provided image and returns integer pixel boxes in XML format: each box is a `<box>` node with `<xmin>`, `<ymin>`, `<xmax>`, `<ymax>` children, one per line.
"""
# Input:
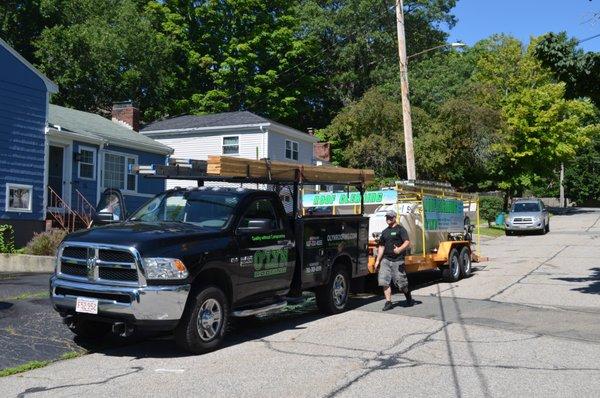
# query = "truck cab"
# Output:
<box><xmin>51</xmin><ymin>185</ymin><xmax>369</xmax><ymax>353</ymax></box>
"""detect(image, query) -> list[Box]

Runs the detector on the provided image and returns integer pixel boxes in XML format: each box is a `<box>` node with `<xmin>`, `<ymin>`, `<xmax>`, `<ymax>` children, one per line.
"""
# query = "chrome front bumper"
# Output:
<box><xmin>50</xmin><ymin>276</ymin><xmax>190</xmax><ymax>322</ymax></box>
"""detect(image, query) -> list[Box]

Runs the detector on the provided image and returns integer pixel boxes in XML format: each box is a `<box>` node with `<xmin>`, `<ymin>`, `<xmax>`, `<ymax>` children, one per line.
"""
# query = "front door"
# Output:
<box><xmin>235</xmin><ymin>197</ymin><xmax>295</xmax><ymax>301</ymax></box>
<box><xmin>48</xmin><ymin>145</ymin><xmax>64</xmax><ymax>198</ymax></box>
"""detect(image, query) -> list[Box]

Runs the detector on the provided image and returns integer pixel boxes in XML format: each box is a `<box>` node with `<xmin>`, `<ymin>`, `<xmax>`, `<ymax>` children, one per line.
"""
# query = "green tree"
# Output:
<box><xmin>534</xmin><ymin>31</ymin><xmax>600</xmax><ymax>107</ymax></box>
<box><xmin>494</xmin><ymin>82</ymin><xmax>598</xmax><ymax>195</ymax></box>
<box><xmin>296</xmin><ymin>0</ymin><xmax>457</xmax><ymax>111</ymax></box>
<box><xmin>564</xmin><ymin>133</ymin><xmax>600</xmax><ymax>206</ymax></box>
<box><xmin>34</xmin><ymin>0</ymin><xmax>182</xmax><ymax>121</ymax></box>
<box><xmin>0</xmin><ymin>0</ymin><xmax>47</xmax><ymax>60</ymax></box>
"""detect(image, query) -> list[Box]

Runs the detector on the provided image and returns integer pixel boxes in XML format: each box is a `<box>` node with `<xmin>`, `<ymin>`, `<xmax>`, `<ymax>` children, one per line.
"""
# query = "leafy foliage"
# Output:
<box><xmin>534</xmin><ymin>32</ymin><xmax>600</xmax><ymax>107</ymax></box>
<box><xmin>564</xmin><ymin>133</ymin><xmax>600</xmax><ymax>205</ymax></box>
<box><xmin>0</xmin><ymin>224</ymin><xmax>16</xmax><ymax>254</ymax></box>
<box><xmin>479</xmin><ymin>196</ymin><xmax>504</xmax><ymax>226</ymax></box>
<box><xmin>25</xmin><ymin>229</ymin><xmax>67</xmax><ymax>256</ymax></box>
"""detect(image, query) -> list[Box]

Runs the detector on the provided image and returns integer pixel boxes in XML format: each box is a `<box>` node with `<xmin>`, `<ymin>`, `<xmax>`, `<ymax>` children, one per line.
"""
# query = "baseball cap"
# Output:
<box><xmin>385</xmin><ymin>210</ymin><xmax>397</xmax><ymax>218</ymax></box>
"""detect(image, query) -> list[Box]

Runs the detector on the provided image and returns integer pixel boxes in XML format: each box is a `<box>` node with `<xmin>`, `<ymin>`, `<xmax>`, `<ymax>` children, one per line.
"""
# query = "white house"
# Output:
<box><xmin>140</xmin><ymin>111</ymin><xmax>320</xmax><ymax>190</ymax></box>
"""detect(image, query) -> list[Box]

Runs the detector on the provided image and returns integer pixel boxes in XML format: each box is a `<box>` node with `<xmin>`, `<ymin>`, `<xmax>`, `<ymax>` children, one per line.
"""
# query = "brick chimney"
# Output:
<box><xmin>112</xmin><ymin>101</ymin><xmax>140</xmax><ymax>131</ymax></box>
<box><xmin>313</xmin><ymin>142</ymin><xmax>331</xmax><ymax>162</ymax></box>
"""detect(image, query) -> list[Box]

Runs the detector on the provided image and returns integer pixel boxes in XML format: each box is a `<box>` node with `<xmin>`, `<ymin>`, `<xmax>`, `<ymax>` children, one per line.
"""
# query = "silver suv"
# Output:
<box><xmin>505</xmin><ymin>199</ymin><xmax>549</xmax><ymax>235</ymax></box>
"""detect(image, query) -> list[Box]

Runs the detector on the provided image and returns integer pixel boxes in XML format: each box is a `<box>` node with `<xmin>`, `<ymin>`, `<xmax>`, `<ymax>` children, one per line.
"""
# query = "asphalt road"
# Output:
<box><xmin>1</xmin><ymin>209</ymin><xmax>600</xmax><ymax>397</ymax></box>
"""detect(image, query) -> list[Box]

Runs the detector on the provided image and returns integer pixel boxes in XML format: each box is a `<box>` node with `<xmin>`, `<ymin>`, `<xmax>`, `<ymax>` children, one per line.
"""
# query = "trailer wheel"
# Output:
<box><xmin>459</xmin><ymin>246</ymin><xmax>472</xmax><ymax>278</ymax></box>
<box><xmin>316</xmin><ymin>267</ymin><xmax>350</xmax><ymax>315</ymax></box>
<box><xmin>442</xmin><ymin>248</ymin><xmax>461</xmax><ymax>282</ymax></box>
<box><xmin>175</xmin><ymin>285</ymin><xmax>229</xmax><ymax>354</ymax></box>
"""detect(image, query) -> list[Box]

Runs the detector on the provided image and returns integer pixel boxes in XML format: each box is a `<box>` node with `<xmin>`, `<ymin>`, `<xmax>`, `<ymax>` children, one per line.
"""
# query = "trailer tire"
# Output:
<box><xmin>442</xmin><ymin>248</ymin><xmax>461</xmax><ymax>282</ymax></box>
<box><xmin>175</xmin><ymin>285</ymin><xmax>229</xmax><ymax>354</ymax></box>
<box><xmin>316</xmin><ymin>267</ymin><xmax>350</xmax><ymax>315</ymax></box>
<box><xmin>459</xmin><ymin>246</ymin><xmax>472</xmax><ymax>278</ymax></box>
<box><xmin>68</xmin><ymin>317</ymin><xmax>111</xmax><ymax>339</ymax></box>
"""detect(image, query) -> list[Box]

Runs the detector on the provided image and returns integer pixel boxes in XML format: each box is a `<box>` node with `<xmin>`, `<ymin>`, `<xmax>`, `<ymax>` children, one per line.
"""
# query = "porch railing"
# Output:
<box><xmin>47</xmin><ymin>187</ymin><xmax>95</xmax><ymax>232</ymax></box>
<box><xmin>74</xmin><ymin>189</ymin><xmax>96</xmax><ymax>228</ymax></box>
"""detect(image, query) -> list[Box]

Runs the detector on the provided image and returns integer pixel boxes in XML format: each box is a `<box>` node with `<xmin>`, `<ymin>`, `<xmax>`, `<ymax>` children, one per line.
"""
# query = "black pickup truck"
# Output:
<box><xmin>51</xmin><ymin>186</ymin><xmax>369</xmax><ymax>353</ymax></box>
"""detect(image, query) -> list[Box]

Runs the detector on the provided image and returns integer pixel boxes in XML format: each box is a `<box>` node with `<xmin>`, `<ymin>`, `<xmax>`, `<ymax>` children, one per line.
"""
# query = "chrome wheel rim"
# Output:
<box><xmin>451</xmin><ymin>255</ymin><xmax>460</xmax><ymax>278</ymax></box>
<box><xmin>332</xmin><ymin>274</ymin><xmax>348</xmax><ymax>308</ymax></box>
<box><xmin>197</xmin><ymin>298</ymin><xmax>222</xmax><ymax>341</ymax></box>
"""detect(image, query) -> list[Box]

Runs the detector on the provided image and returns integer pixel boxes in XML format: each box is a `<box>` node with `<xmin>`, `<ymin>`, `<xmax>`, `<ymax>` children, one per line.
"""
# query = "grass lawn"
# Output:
<box><xmin>477</xmin><ymin>224</ymin><xmax>505</xmax><ymax>237</ymax></box>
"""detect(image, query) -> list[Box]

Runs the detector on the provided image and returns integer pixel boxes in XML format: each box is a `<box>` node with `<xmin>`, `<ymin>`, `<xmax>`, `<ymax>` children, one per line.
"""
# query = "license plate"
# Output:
<box><xmin>75</xmin><ymin>297</ymin><xmax>98</xmax><ymax>314</ymax></box>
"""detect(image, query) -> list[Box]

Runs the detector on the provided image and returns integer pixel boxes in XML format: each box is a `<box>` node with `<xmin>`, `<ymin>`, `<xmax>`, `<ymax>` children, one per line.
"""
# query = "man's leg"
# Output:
<box><xmin>378</xmin><ymin>259</ymin><xmax>394</xmax><ymax>311</ymax></box>
<box><xmin>394</xmin><ymin>261</ymin><xmax>414</xmax><ymax>306</ymax></box>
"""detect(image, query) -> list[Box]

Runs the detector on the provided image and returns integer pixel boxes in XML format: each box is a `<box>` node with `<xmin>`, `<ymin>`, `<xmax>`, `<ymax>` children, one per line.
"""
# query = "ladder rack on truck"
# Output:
<box><xmin>367</xmin><ymin>181</ymin><xmax>486</xmax><ymax>282</ymax></box>
<box><xmin>135</xmin><ymin>156</ymin><xmax>374</xmax><ymax>218</ymax></box>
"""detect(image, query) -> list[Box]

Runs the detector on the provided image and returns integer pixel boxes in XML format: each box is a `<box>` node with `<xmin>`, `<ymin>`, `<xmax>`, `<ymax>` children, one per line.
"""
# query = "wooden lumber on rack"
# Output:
<box><xmin>206</xmin><ymin>156</ymin><xmax>374</xmax><ymax>184</ymax></box>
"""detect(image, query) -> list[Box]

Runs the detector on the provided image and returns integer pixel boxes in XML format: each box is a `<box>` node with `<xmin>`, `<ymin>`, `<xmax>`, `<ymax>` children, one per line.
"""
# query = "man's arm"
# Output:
<box><xmin>374</xmin><ymin>236</ymin><xmax>385</xmax><ymax>271</ymax></box>
<box><xmin>393</xmin><ymin>227</ymin><xmax>411</xmax><ymax>255</ymax></box>
<box><xmin>393</xmin><ymin>240</ymin><xmax>410</xmax><ymax>254</ymax></box>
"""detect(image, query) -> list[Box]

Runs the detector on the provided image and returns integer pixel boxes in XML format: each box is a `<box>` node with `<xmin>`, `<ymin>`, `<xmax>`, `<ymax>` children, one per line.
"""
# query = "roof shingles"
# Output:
<box><xmin>140</xmin><ymin>111</ymin><xmax>269</xmax><ymax>132</ymax></box>
<box><xmin>48</xmin><ymin>104</ymin><xmax>172</xmax><ymax>154</ymax></box>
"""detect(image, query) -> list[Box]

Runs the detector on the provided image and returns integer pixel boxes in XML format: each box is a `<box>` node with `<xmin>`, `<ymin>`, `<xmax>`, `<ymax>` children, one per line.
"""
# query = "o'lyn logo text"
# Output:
<box><xmin>327</xmin><ymin>233</ymin><xmax>357</xmax><ymax>242</ymax></box>
<box><xmin>253</xmin><ymin>249</ymin><xmax>289</xmax><ymax>277</ymax></box>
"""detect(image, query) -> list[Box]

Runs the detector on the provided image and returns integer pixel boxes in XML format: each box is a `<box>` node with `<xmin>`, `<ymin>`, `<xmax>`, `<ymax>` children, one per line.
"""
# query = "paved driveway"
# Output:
<box><xmin>1</xmin><ymin>209</ymin><xmax>600</xmax><ymax>397</ymax></box>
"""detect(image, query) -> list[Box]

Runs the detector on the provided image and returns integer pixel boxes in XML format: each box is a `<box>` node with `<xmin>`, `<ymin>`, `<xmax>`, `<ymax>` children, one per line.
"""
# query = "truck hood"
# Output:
<box><xmin>64</xmin><ymin>222</ymin><xmax>226</xmax><ymax>253</ymax></box>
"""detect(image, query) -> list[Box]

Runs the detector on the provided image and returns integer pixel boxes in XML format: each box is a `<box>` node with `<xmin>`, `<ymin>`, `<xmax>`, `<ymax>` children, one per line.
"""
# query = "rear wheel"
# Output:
<box><xmin>68</xmin><ymin>317</ymin><xmax>111</xmax><ymax>339</ymax></box>
<box><xmin>175</xmin><ymin>285</ymin><xmax>229</xmax><ymax>354</ymax></box>
<box><xmin>459</xmin><ymin>246</ymin><xmax>472</xmax><ymax>278</ymax></box>
<box><xmin>316</xmin><ymin>267</ymin><xmax>350</xmax><ymax>314</ymax></box>
<box><xmin>442</xmin><ymin>248</ymin><xmax>461</xmax><ymax>282</ymax></box>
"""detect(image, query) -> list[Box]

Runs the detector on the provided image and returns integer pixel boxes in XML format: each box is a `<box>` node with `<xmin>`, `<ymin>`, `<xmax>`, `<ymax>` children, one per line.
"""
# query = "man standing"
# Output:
<box><xmin>374</xmin><ymin>210</ymin><xmax>413</xmax><ymax>311</ymax></box>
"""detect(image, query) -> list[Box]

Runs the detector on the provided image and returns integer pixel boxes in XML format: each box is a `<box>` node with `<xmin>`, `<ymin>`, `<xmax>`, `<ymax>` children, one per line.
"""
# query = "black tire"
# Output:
<box><xmin>545</xmin><ymin>222</ymin><xmax>550</xmax><ymax>234</ymax></box>
<box><xmin>175</xmin><ymin>285</ymin><xmax>229</xmax><ymax>354</ymax></box>
<box><xmin>458</xmin><ymin>246</ymin><xmax>472</xmax><ymax>278</ymax></box>
<box><xmin>505</xmin><ymin>230</ymin><xmax>512</xmax><ymax>236</ymax></box>
<box><xmin>442</xmin><ymin>248</ymin><xmax>461</xmax><ymax>282</ymax></box>
<box><xmin>316</xmin><ymin>267</ymin><xmax>350</xmax><ymax>315</ymax></box>
<box><xmin>68</xmin><ymin>317</ymin><xmax>112</xmax><ymax>339</ymax></box>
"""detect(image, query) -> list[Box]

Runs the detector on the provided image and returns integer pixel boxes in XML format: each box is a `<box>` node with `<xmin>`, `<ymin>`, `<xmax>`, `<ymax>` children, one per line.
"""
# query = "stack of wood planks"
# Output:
<box><xmin>207</xmin><ymin>156</ymin><xmax>374</xmax><ymax>184</ymax></box>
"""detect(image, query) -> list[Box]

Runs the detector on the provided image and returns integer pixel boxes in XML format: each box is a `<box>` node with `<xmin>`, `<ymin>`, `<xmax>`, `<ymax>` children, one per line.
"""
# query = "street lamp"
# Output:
<box><xmin>395</xmin><ymin>1</ymin><xmax>466</xmax><ymax>180</ymax></box>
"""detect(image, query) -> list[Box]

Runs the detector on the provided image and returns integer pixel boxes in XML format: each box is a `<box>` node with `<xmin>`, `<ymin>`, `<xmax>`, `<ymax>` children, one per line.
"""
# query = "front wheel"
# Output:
<box><xmin>175</xmin><ymin>285</ymin><xmax>229</xmax><ymax>354</ymax></box>
<box><xmin>316</xmin><ymin>267</ymin><xmax>350</xmax><ymax>314</ymax></box>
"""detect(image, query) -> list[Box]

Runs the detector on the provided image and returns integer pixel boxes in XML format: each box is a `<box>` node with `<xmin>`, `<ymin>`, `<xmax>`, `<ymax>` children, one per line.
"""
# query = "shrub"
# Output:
<box><xmin>479</xmin><ymin>196</ymin><xmax>504</xmax><ymax>226</ymax></box>
<box><xmin>24</xmin><ymin>229</ymin><xmax>68</xmax><ymax>256</ymax></box>
<box><xmin>0</xmin><ymin>224</ymin><xmax>16</xmax><ymax>253</ymax></box>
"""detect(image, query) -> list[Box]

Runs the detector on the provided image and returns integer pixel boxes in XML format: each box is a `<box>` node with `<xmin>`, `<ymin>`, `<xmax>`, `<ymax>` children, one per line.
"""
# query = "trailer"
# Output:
<box><xmin>367</xmin><ymin>182</ymin><xmax>485</xmax><ymax>282</ymax></box>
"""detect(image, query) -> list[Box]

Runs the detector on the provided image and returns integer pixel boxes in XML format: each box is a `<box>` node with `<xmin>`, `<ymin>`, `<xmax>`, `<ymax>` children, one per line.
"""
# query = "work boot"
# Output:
<box><xmin>404</xmin><ymin>291</ymin><xmax>414</xmax><ymax>307</ymax></box>
<box><xmin>382</xmin><ymin>301</ymin><xmax>393</xmax><ymax>311</ymax></box>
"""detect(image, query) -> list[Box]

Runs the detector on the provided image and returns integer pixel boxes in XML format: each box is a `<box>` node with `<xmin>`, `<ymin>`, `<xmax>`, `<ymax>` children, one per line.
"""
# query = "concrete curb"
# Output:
<box><xmin>0</xmin><ymin>254</ymin><xmax>55</xmax><ymax>273</ymax></box>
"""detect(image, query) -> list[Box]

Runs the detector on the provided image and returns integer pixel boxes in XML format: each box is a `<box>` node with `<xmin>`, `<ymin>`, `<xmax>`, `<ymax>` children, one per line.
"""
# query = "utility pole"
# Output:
<box><xmin>559</xmin><ymin>162</ymin><xmax>565</xmax><ymax>208</ymax></box>
<box><xmin>395</xmin><ymin>0</ymin><xmax>416</xmax><ymax>180</ymax></box>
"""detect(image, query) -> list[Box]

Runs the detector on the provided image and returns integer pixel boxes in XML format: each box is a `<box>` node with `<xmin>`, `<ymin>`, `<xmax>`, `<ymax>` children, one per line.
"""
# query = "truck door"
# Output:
<box><xmin>235</xmin><ymin>197</ymin><xmax>295</xmax><ymax>300</ymax></box>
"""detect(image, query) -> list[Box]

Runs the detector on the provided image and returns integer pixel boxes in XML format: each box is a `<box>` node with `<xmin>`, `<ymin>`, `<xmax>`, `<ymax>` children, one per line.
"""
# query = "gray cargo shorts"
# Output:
<box><xmin>378</xmin><ymin>258</ymin><xmax>408</xmax><ymax>290</ymax></box>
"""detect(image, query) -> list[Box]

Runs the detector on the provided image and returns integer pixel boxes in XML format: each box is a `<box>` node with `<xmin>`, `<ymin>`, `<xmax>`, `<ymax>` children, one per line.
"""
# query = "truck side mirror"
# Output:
<box><xmin>93</xmin><ymin>211</ymin><xmax>121</xmax><ymax>225</ymax></box>
<box><xmin>237</xmin><ymin>219</ymin><xmax>272</xmax><ymax>234</ymax></box>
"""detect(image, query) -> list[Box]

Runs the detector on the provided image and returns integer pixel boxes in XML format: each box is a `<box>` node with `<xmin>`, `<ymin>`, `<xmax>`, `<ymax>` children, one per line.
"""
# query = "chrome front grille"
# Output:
<box><xmin>58</xmin><ymin>243</ymin><xmax>142</xmax><ymax>286</ymax></box>
<box><xmin>513</xmin><ymin>217</ymin><xmax>534</xmax><ymax>224</ymax></box>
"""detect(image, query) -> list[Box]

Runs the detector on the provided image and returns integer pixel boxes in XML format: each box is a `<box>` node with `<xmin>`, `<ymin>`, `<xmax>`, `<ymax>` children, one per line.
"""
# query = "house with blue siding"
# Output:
<box><xmin>0</xmin><ymin>39</ymin><xmax>173</xmax><ymax>245</ymax></box>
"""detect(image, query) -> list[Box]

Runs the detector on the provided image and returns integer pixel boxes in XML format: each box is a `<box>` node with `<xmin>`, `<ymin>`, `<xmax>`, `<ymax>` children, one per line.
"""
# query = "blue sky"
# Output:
<box><xmin>446</xmin><ymin>0</ymin><xmax>600</xmax><ymax>52</ymax></box>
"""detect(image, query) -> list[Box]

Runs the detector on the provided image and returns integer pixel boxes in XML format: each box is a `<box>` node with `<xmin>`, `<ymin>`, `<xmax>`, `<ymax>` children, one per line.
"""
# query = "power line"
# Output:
<box><xmin>578</xmin><ymin>32</ymin><xmax>600</xmax><ymax>43</ymax></box>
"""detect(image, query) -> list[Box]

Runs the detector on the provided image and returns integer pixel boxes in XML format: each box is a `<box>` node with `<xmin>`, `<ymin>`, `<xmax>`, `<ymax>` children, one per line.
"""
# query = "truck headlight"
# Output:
<box><xmin>142</xmin><ymin>258</ymin><xmax>188</xmax><ymax>280</ymax></box>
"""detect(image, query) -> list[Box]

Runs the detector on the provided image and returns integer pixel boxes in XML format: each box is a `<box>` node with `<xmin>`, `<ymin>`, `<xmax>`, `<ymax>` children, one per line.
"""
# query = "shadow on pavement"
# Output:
<box><xmin>553</xmin><ymin>267</ymin><xmax>600</xmax><ymax>295</ymax></box>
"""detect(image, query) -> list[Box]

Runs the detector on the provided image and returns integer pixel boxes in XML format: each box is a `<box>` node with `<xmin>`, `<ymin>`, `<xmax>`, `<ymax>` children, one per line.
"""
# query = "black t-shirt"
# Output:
<box><xmin>379</xmin><ymin>224</ymin><xmax>409</xmax><ymax>260</ymax></box>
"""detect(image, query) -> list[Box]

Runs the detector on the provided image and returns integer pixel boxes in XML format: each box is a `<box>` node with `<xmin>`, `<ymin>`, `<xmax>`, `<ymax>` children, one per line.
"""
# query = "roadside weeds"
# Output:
<box><xmin>0</xmin><ymin>351</ymin><xmax>86</xmax><ymax>378</ymax></box>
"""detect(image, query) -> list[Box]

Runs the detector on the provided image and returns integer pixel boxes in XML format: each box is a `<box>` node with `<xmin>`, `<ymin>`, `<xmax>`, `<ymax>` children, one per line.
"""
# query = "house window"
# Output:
<box><xmin>5</xmin><ymin>183</ymin><xmax>33</xmax><ymax>212</ymax></box>
<box><xmin>222</xmin><ymin>136</ymin><xmax>239</xmax><ymax>155</ymax></box>
<box><xmin>78</xmin><ymin>147</ymin><xmax>96</xmax><ymax>180</ymax></box>
<box><xmin>103</xmin><ymin>152</ymin><xmax>137</xmax><ymax>192</ymax></box>
<box><xmin>285</xmin><ymin>140</ymin><xmax>298</xmax><ymax>161</ymax></box>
